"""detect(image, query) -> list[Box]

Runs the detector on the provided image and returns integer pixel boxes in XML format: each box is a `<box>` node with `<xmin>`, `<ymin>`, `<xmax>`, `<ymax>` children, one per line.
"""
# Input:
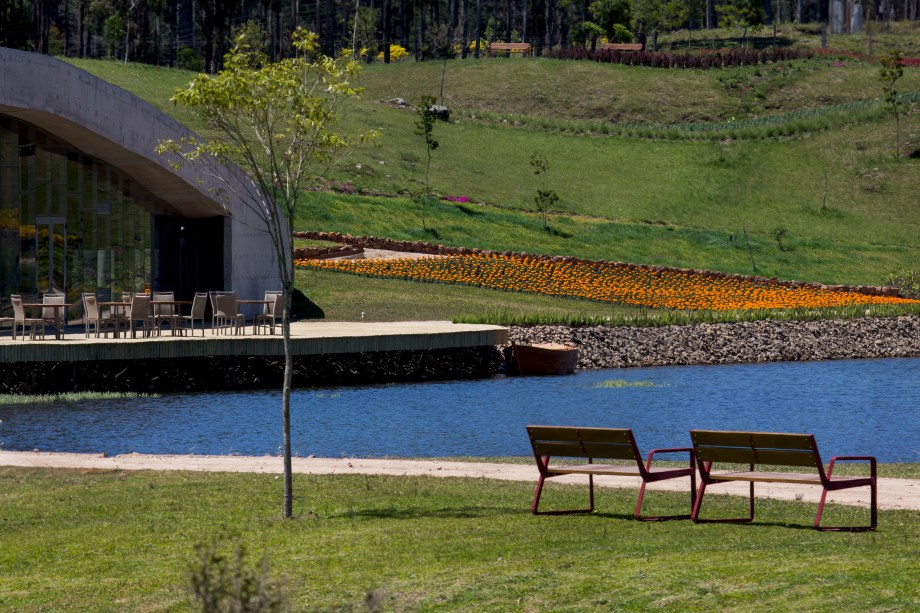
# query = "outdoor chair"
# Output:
<box><xmin>82</xmin><ymin>292</ymin><xmax>115</xmax><ymax>338</ymax></box>
<box><xmin>11</xmin><ymin>294</ymin><xmax>45</xmax><ymax>340</ymax></box>
<box><xmin>254</xmin><ymin>291</ymin><xmax>283</xmax><ymax>335</ymax></box>
<box><xmin>177</xmin><ymin>292</ymin><xmax>208</xmax><ymax>336</ymax></box>
<box><xmin>210</xmin><ymin>292</ymin><xmax>243</xmax><ymax>335</ymax></box>
<box><xmin>42</xmin><ymin>292</ymin><xmax>66</xmax><ymax>338</ymax></box>
<box><xmin>0</xmin><ymin>300</ymin><xmax>11</xmax><ymax>337</ymax></box>
<box><xmin>128</xmin><ymin>293</ymin><xmax>154</xmax><ymax>338</ymax></box>
<box><xmin>152</xmin><ymin>291</ymin><xmax>178</xmax><ymax>336</ymax></box>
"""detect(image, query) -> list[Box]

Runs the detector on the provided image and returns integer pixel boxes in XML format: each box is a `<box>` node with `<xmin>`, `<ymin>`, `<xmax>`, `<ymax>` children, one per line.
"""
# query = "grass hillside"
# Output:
<box><xmin>65</xmin><ymin>35</ymin><xmax>920</xmax><ymax>319</ymax></box>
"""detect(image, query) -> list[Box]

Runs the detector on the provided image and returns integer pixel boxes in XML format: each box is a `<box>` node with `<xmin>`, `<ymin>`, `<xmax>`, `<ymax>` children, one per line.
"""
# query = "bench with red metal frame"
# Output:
<box><xmin>526</xmin><ymin>425</ymin><xmax>696</xmax><ymax>520</ymax></box>
<box><xmin>689</xmin><ymin>430</ymin><xmax>877</xmax><ymax>531</ymax></box>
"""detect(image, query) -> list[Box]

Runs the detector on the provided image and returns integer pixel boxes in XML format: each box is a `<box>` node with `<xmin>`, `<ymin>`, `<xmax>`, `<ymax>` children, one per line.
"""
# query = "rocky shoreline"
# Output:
<box><xmin>507</xmin><ymin>315</ymin><xmax>920</xmax><ymax>369</ymax></box>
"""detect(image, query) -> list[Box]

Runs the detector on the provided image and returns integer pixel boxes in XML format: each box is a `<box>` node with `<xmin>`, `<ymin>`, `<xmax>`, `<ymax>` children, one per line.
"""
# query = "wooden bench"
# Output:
<box><xmin>690</xmin><ymin>430</ymin><xmax>877</xmax><ymax>531</ymax></box>
<box><xmin>600</xmin><ymin>43</ymin><xmax>644</xmax><ymax>52</ymax></box>
<box><xmin>526</xmin><ymin>425</ymin><xmax>696</xmax><ymax>520</ymax></box>
<box><xmin>487</xmin><ymin>42</ymin><xmax>533</xmax><ymax>58</ymax></box>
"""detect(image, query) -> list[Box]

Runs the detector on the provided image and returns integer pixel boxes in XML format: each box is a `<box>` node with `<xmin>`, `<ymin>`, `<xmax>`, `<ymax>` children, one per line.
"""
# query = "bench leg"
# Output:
<box><xmin>532</xmin><ymin>473</ymin><xmax>595</xmax><ymax>515</ymax></box>
<box><xmin>691</xmin><ymin>480</ymin><xmax>755</xmax><ymax>524</ymax></box>
<box><xmin>814</xmin><ymin>483</ymin><xmax>877</xmax><ymax>531</ymax></box>
<box><xmin>635</xmin><ymin>471</ymin><xmax>696</xmax><ymax>521</ymax></box>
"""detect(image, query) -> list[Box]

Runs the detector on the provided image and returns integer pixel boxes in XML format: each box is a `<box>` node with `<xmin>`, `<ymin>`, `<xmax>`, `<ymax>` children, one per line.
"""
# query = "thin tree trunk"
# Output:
<box><xmin>461</xmin><ymin>0</ymin><xmax>469</xmax><ymax>56</ymax></box>
<box><xmin>383</xmin><ymin>0</ymin><xmax>390</xmax><ymax>61</ymax></box>
<box><xmin>281</xmin><ymin>283</ymin><xmax>294</xmax><ymax>519</ymax></box>
<box><xmin>474</xmin><ymin>0</ymin><xmax>481</xmax><ymax>56</ymax></box>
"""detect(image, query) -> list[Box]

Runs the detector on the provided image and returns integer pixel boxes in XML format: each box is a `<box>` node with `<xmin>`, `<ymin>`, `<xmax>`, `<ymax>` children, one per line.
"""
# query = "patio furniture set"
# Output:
<box><xmin>3</xmin><ymin>290</ymin><xmax>283</xmax><ymax>340</ymax></box>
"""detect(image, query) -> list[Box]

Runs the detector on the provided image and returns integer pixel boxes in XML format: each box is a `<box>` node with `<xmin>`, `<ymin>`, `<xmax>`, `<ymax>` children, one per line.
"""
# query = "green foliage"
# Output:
<box><xmin>886</xmin><ymin>270</ymin><xmax>920</xmax><ymax>298</ymax></box>
<box><xmin>593</xmin><ymin>379</ymin><xmax>660</xmax><ymax>388</ymax></box>
<box><xmin>715</xmin><ymin>0</ymin><xmax>766</xmax><ymax>45</ymax></box>
<box><xmin>103</xmin><ymin>14</ymin><xmax>125</xmax><ymax>57</ymax></box>
<box><xmin>0</xmin><ymin>392</ymin><xmax>156</xmax><ymax>406</ymax></box>
<box><xmin>156</xmin><ymin>27</ymin><xmax>373</xmax><ymax>519</ymax></box>
<box><xmin>588</xmin><ymin>0</ymin><xmax>632</xmax><ymax>40</ymax></box>
<box><xmin>188</xmin><ymin>537</ymin><xmax>287</xmax><ymax>612</ymax></box>
<box><xmin>414</xmin><ymin>95</ymin><xmax>440</xmax><ymax>192</ymax></box>
<box><xmin>176</xmin><ymin>46</ymin><xmax>205</xmax><ymax>72</ymax></box>
<box><xmin>613</xmin><ymin>23</ymin><xmax>634</xmax><ymax>44</ymax></box>
<box><xmin>349</xmin><ymin>7</ymin><xmax>380</xmax><ymax>60</ymax></box>
<box><xmin>230</xmin><ymin>20</ymin><xmax>270</xmax><ymax>61</ymax></box>
<box><xmin>773</xmin><ymin>226</ymin><xmax>789</xmax><ymax>252</ymax></box>
<box><xmin>412</xmin><ymin>189</ymin><xmax>439</xmax><ymax>232</ymax></box>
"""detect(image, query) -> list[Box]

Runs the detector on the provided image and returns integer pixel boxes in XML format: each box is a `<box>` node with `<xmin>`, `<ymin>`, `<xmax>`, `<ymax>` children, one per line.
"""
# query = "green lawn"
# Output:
<box><xmin>1</xmin><ymin>468</ymin><xmax>916</xmax><ymax>612</ymax></box>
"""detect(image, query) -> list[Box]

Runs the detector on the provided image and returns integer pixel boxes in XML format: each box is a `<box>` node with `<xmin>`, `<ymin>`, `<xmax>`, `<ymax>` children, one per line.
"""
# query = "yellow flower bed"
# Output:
<box><xmin>297</xmin><ymin>252</ymin><xmax>920</xmax><ymax>311</ymax></box>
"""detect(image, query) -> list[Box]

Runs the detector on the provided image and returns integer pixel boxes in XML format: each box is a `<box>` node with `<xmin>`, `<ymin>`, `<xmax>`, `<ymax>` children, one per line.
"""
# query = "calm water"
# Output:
<box><xmin>2</xmin><ymin>358</ymin><xmax>918</xmax><ymax>462</ymax></box>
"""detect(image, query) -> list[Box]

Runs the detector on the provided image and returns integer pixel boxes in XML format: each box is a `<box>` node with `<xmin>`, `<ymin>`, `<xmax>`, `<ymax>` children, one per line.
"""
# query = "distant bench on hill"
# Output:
<box><xmin>488</xmin><ymin>42</ymin><xmax>533</xmax><ymax>58</ymax></box>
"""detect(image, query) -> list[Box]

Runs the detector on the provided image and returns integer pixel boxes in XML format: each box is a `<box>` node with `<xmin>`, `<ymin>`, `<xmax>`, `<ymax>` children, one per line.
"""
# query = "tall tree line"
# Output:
<box><xmin>2</xmin><ymin>0</ymin><xmax>918</xmax><ymax>68</ymax></box>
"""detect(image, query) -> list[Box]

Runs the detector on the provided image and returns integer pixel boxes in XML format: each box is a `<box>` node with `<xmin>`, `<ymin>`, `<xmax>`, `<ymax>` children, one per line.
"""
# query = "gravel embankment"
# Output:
<box><xmin>508</xmin><ymin>315</ymin><xmax>920</xmax><ymax>369</ymax></box>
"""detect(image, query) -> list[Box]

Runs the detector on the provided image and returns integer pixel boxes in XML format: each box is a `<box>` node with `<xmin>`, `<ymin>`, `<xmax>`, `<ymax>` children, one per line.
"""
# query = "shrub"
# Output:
<box><xmin>887</xmin><ymin>270</ymin><xmax>920</xmax><ymax>297</ymax></box>
<box><xmin>376</xmin><ymin>43</ymin><xmax>409</xmax><ymax>62</ymax></box>
<box><xmin>187</xmin><ymin>538</ymin><xmax>288</xmax><ymax>613</ymax></box>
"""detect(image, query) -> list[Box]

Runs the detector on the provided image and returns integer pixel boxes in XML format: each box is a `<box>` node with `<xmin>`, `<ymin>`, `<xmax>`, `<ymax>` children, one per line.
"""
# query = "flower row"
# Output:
<box><xmin>296</xmin><ymin>252</ymin><xmax>920</xmax><ymax>311</ymax></box>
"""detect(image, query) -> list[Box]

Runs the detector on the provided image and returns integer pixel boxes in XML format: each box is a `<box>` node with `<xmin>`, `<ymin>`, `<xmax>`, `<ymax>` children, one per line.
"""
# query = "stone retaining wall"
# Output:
<box><xmin>0</xmin><ymin>347</ymin><xmax>502</xmax><ymax>394</ymax></box>
<box><xmin>508</xmin><ymin>316</ymin><xmax>920</xmax><ymax>369</ymax></box>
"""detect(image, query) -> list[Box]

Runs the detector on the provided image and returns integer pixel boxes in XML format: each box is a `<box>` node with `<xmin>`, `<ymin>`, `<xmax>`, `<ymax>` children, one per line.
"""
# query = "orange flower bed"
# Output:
<box><xmin>297</xmin><ymin>253</ymin><xmax>920</xmax><ymax>311</ymax></box>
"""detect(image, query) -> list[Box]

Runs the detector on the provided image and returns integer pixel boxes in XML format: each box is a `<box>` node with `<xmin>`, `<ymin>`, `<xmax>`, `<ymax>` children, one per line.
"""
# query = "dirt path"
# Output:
<box><xmin>2</xmin><ymin>451</ymin><xmax>918</xmax><ymax>511</ymax></box>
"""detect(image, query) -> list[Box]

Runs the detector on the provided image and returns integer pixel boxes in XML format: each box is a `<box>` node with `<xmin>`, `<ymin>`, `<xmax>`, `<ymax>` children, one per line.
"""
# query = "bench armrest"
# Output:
<box><xmin>645</xmin><ymin>447</ymin><xmax>694</xmax><ymax>471</ymax></box>
<box><xmin>827</xmin><ymin>455</ymin><xmax>877</xmax><ymax>479</ymax></box>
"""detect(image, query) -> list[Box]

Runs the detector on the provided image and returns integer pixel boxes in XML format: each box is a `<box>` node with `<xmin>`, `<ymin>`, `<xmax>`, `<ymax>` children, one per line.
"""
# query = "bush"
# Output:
<box><xmin>887</xmin><ymin>270</ymin><xmax>920</xmax><ymax>297</ymax></box>
<box><xmin>187</xmin><ymin>538</ymin><xmax>288</xmax><ymax>613</ymax></box>
<box><xmin>176</xmin><ymin>46</ymin><xmax>204</xmax><ymax>72</ymax></box>
<box><xmin>376</xmin><ymin>43</ymin><xmax>409</xmax><ymax>62</ymax></box>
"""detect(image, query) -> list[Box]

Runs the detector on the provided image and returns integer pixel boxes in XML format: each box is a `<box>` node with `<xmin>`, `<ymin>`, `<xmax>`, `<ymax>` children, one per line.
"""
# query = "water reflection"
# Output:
<box><xmin>1</xmin><ymin>358</ymin><xmax>918</xmax><ymax>461</ymax></box>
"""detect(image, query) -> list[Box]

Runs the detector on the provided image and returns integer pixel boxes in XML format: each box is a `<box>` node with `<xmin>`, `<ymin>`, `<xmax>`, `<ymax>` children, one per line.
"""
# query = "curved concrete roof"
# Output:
<box><xmin>0</xmin><ymin>46</ymin><xmax>281</xmax><ymax>295</ymax></box>
<box><xmin>0</xmin><ymin>47</ymin><xmax>236</xmax><ymax>218</ymax></box>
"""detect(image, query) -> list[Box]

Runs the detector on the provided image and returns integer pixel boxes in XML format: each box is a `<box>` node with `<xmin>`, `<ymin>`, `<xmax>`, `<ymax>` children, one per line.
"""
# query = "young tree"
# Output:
<box><xmin>879</xmin><ymin>49</ymin><xmax>905</xmax><ymax>158</ymax></box>
<box><xmin>530</xmin><ymin>151</ymin><xmax>558</xmax><ymax>230</ymax></box>
<box><xmin>157</xmin><ymin>28</ymin><xmax>374</xmax><ymax>519</ymax></box>
<box><xmin>414</xmin><ymin>94</ymin><xmax>440</xmax><ymax>230</ymax></box>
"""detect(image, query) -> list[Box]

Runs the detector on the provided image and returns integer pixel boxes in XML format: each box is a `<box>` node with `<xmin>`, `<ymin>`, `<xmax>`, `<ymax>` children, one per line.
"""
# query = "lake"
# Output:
<box><xmin>1</xmin><ymin>357</ymin><xmax>918</xmax><ymax>462</ymax></box>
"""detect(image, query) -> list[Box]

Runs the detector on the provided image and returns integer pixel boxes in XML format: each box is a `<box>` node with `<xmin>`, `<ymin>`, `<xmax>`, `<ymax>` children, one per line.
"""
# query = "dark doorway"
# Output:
<box><xmin>154</xmin><ymin>216</ymin><xmax>224</xmax><ymax>299</ymax></box>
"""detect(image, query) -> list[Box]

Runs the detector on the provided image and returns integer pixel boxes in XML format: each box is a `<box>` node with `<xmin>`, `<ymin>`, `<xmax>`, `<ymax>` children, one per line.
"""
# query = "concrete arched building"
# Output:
<box><xmin>0</xmin><ymin>47</ymin><xmax>280</xmax><ymax>304</ymax></box>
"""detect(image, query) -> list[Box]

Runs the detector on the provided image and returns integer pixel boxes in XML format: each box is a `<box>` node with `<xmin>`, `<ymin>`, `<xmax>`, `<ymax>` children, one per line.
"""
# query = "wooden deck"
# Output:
<box><xmin>0</xmin><ymin>320</ymin><xmax>509</xmax><ymax>363</ymax></box>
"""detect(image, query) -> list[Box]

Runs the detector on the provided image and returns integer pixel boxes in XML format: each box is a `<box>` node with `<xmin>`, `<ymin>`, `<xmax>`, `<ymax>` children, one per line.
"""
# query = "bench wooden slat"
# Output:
<box><xmin>528</xmin><ymin>426</ymin><xmax>582</xmax><ymax>442</ymax></box>
<box><xmin>750</xmin><ymin>432</ymin><xmax>815</xmax><ymax>450</ymax></box>
<box><xmin>695</xmin><ymin>446</ymin><xmax>756</xmax><ymax>464</ymax></box>
<box><xmin>755</xmin><ymin>449</ymin><xmax>820</xmax><ymax>467</ymax></box>
<box><xmin>581</xmin><ymin>442</ymin><xmax>636</xmax><ymax>460</ymax></box>
<box><xmin>709</xmin><ymin>471</ymin><xmax>823</xmax><ymax>484</ymax></box>
<box><xmin>531</xmin><ymin>441</ymin><xmax>587</xmax><ymax>457</ymax></box>
<box><xmin>691</xmin><ymin>430</ymin><xmax>753</xmax><ymax>447</ymax></box>
<box><xmin>577</xmin><ymin>428</ymin><xmax>633</xmax><ymax>445</ymax></box>
<box><xmin>546</xmin><ymin>463</ymin><xmax>643</xmax><ymax>476</ymax></box>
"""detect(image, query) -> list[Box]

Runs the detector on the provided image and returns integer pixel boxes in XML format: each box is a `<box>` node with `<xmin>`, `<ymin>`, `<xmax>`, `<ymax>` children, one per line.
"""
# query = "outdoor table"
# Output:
<box><xmin>151</xmin><ymin>300</ymin><xmax>192</xmax><ymax>336</ymax></box>
<box><xmin>237</xmin><ymin>299</ymin><xmax>272</xmax><ymax>333</ymax></box>
<box><xmin>99</xmin><ymin>301</ymin><xmax>130</xmax><ymax>338</ymax></box>
<box><xmin>22</xmin><ymin>302</ymin><xmax>71</xmax><ymax>340</ymax></box>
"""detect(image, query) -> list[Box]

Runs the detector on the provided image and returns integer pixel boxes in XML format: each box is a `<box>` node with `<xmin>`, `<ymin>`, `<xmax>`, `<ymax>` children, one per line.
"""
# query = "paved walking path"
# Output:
<box><xmin>2</xmin><ymin>451</ymin><xmax>918</xmax><ymax>511</ymax></box>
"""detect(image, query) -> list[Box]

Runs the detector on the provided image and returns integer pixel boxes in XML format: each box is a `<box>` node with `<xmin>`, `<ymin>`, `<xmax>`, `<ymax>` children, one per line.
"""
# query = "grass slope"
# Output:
<box><xmin>64</xmin><ymin>42</ymin><xmax>920</xmax><ymax>291</ymax></box>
